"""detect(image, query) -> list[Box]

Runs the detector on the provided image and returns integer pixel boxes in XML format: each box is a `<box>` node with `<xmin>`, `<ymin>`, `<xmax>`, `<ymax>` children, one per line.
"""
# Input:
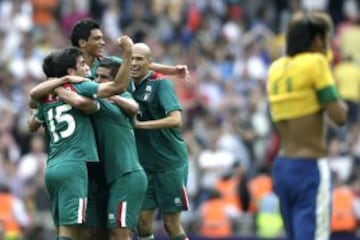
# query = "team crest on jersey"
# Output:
<box><xmin>108</xmin><ymin>213</ymin><xmax>115</xmax><ymax>223</ymax></box>
<box><xmin>145</xmin><ymin>85</ymin><xmax>152</xmax><ymax>92</ymax></box>
<box><xmin>174</xmin><ymin>198</ymin><xmax>182</xmax><ymax>206</ymax></box>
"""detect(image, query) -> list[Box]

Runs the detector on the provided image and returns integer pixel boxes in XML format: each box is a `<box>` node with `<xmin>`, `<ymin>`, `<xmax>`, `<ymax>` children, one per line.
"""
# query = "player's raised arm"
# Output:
<box><xmin>96</xmin><ymin>36</ymin><xmax>133</xmax><ymax>98</ymax></box>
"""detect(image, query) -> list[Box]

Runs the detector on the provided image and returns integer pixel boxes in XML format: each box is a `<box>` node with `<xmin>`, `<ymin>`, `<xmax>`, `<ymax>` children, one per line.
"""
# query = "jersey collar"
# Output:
<box><xmin>135</xmin><ymin>71</ymin><xmax>154</xmax><ymax>87</ymax></box>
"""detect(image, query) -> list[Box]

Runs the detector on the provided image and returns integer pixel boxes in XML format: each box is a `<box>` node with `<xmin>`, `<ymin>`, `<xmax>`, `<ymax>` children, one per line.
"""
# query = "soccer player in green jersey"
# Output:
<box><xmin>88</xmin><ymin>59</ymin><xmax>147</xmax><ymax>240</ymax></box>
<box><xmin>130</xmin><ymin>43</ymin><xmax>189</xmax><ymax>240</ymax></box>
<box><xmin>28</xmin><ymin>36</ymin><xmax>134</xmax><ymax>240</ymax></box>
<box><xmin>28</xmin><ymin>52</ymin><xmax>100</xmax><ymax>240</ymax></box>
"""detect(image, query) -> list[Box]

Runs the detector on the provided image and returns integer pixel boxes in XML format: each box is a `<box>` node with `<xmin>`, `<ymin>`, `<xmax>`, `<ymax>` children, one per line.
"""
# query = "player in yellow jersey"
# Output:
<box><xmin>267</xmin><ymin>12</ymin><xmax>348</xmax><ymax>240</ymax></box>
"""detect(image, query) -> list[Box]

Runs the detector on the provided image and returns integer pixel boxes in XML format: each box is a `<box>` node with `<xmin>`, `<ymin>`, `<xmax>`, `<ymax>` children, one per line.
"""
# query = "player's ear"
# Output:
<box><xmin>312</xmin><ymin>35</ymin><xmax>325</xmax><ymax>53</ymax></box>
<box><xmin>67</xmin><ymin>68</ymin><xmax>75</xmax><ymax>75</ymax></box>
<box><xmin>79</xmin><ymin>39</ymin><xmax>87</xmax><ymax>48</ymax></box>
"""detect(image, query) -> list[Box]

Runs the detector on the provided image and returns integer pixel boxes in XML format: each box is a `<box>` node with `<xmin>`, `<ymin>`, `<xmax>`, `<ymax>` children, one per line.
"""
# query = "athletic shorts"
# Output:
<box><xmin>142</xmin><ymin>164</ymin><xmax>189</xmax><ymax>213</ymax></box>
<box><xmin>272</xmin><ymin>157</ymin><xmax>331</xmax><ymax>240</ymax></box>
<box><xmin>83</xmin><ymin>162</ymin><xmax>108</xmax><ymax>228</ymax></box>
<box><xmin>45</xmin><ymin>161</ymin><xmax>88</xmax><ymax>227</ymax></box>
<box><xmin>107</xmin><ymin>170</ymin><xmax>147</xmax><ymax>230</ymax></box>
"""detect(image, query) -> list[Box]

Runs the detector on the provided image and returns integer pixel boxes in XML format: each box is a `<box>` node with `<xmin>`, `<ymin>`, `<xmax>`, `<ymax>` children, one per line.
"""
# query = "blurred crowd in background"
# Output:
<box><xmin>1</xmin><ymin>0</ymin><xmax>360</xmax><ymax>239</ymax></box>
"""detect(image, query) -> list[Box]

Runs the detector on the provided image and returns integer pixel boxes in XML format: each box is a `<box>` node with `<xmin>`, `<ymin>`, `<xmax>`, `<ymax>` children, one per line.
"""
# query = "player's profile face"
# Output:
<box><xmin>75</xmin><ymin>56</ymin><xmax>90</xmax><ymax>77</ymax></box>
<box><xmin>86</xmin><ymin>29</ymin><xmax>105</xmax><ymax>57</ymax></box>
<box><xmin>95</xmin><ymin>67</ymin><xmax>112</xmax><ymax>83</ymax></box>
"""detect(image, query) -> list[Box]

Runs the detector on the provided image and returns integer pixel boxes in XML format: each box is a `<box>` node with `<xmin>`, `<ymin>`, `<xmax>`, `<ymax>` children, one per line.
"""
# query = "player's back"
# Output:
<box><xmin>38</xmin><ymin>93</ymin><xmax>99</xmax><ymax>164</ymax></box>
<box><xmin>91</xmin><ymin>92</ymin><xmax>142</xmax><ymax>183</ymax></box>
<box><xmin>267</xmin><ymin>53</ymin><xmax>334</xmax><ymax>158</ymax></box>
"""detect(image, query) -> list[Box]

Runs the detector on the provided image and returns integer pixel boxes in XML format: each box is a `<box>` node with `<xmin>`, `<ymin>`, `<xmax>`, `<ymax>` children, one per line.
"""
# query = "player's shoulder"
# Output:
<box><xmin>269</xmin><ymin>56</ymin><xmax>287</xmax><ymax>68</ymax></box>
<box><xmin>268</xmin><ymin>56</ymin><xmax>288</xmax><ymax>74</ymax></box>
<box><xmin>148</xmin><ymin>71</ymin><xmax>167</xmax><ymax>81</ymax></box>
<box><xmin>297</xmin><ymin>52</ymin><xmax>328</xmax><ymax>64</ymax></box>
<box><xmin>103</xmin><ymin>55</ymin><xmax>123</xmax><ymax>64</ymax></box>
<box><xmin>147</xmin><ymin>72</ymin><xmax>172</xmax><ymax>87</ymax></box>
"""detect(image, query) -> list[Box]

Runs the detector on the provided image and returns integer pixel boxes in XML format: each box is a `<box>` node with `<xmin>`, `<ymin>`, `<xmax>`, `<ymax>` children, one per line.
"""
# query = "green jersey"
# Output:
<box><xmin>131</xmin><ymin>71</ymin><xmax>188</xmax><ymax>171</ymax></box>
<box><xmin>92</xmin><ymin>92</ymin><xmax>143</xmax><ymax>183</ymax></box>
<box><xmin>36</xmin><ymin>82</ymin><xmax>99</xmax><ymax>165</ymax></box>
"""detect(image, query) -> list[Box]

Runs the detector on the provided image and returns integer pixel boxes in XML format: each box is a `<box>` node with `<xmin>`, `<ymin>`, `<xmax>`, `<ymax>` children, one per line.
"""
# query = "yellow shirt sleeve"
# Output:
<box><xmin>312</xmin><ymin>55</ymin><xmax>340</xmax><ymax>103</ymax></box>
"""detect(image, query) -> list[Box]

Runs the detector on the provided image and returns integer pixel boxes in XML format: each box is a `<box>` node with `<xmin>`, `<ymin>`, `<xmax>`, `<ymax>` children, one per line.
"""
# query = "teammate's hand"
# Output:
<box><xmin>175</xmin><ymin>65</ymin><xmax>190</xmax><ymax>82</ymax></box>
<box><xmin>117</xmin><ymin>35</ymin><xmax>134</xmax><ymax>53</ymax></box>
<box><xmin>132</xmin><ymin>114</ymin><xmax>142</xmax><ymax>128</ymax></box>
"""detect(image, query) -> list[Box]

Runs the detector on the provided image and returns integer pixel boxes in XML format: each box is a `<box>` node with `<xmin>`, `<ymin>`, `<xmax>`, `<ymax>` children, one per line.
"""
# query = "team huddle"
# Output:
<box><xmin>28</xmin><ymin>19</ymin><xmax>189</xmax><ymax>240</ymax></box>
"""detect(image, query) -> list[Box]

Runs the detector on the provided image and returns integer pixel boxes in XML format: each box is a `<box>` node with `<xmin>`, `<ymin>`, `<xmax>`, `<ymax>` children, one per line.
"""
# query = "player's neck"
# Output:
<box><xmin>82</xmin><ymin>51</ymin><xmax>96</xmax><ymax>68</ymax></box>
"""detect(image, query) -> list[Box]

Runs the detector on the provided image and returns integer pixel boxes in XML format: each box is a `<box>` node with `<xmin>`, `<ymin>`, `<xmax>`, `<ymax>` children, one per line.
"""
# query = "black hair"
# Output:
<box><xmin>70</xmin><ymin>19</ymin><xmax>101</xmax><ymax>47</ymax></box>
<box><xmin>42</xmin><ymin>50</ymin><xmax>61</xmax><ymax>78</ymax></box>
<box><xmin>286</xmin><ymin>12</ymin><xmax>333</xmax><ymax>56</ymax></box>
<box><xmin>55</xmin><ymin>47</ymin><xmax>84</xmax><ymax>77</ymax></box>
<box><xmin>98</xmin><ymin>58</ymin><xmax>121</xmax><ymax>79</ymax></box>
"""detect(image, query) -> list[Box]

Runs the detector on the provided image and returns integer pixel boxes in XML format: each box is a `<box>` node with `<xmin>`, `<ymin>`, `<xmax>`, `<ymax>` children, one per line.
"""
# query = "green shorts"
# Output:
<box><xmin>45</xmin><ymin>161</ymin><xmax>88</xmax><ymax>227</ymax></box>
<box><xmin>107</xmin><ymin>170</ymin><xmax>147</xmax><ymax>230</ymax></box>
<box><xmin>142</xmin><ymin>164</ymin><xmax>189</xmax><ymax>213</ymax></box>
<box><xmin>83</xmin><ymin>162</ymin><xmax>108</xmax><ymax>228</ymax></box>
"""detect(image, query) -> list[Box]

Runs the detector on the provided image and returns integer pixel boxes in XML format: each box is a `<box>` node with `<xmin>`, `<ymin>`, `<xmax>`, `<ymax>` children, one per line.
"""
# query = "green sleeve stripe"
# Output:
<box><xmin>317</xmin><ymin>85</ymin><xmax>340</xmax><ymax>103</ymax></box>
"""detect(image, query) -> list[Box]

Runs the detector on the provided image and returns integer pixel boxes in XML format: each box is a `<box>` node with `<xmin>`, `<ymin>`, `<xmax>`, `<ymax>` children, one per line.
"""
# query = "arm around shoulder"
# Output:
<box><xmin>55</xmin><ymin>87</ymin><xmax>99</xmax><ymax>114</ymax></box>
<box><xmin>108</xmin><ymin>95</ymin><xmax>139</xmax><ymax>117</ymax></box>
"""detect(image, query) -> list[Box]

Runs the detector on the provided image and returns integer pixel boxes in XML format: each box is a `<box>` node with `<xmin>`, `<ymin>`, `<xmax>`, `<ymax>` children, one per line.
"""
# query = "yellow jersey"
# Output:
<box><xmin>267</xmin><ymin>53</ymin><xmax>340</xmax><ymax>122</ymax></box>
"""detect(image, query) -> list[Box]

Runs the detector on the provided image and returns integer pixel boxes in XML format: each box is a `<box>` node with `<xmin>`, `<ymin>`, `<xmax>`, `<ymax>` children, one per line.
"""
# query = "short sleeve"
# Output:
<box><xmin>313</xmin><ymin>55</ymin><xmax>340</xmax><ymax>104</ymax></box>
<box><xmin>158</xmin><ymin>80</ymin><xmax>182</xmax><ymax>114</ymax></box>
<box><xmin>73</xmin><ymin>81</ymin><xmax>99</xmax><ymax>99</ymax></box>
<box><xmin>106</xmin><ymin>56</ymin><xmax>123</xmax><ymax>64</ymax></box>
<box><xmin>34</xmin><ymin>107</ymin><xmax>45</xmax><ymax>123</ymax></box>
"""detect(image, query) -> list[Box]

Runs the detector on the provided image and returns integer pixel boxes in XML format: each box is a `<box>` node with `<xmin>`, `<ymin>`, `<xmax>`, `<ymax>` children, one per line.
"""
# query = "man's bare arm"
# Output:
<box><xmin>30</xmin><ymin>76</ymin><xmax>88</xmax><ymax>100</ymax></box>
<box><xmin>134</xmin><ymin>110</ymin><xmax>182</xmax><ymax>129</ymax></box>
<box><xmin>54</xmin><ymin>87</ymin><xmax>99</xmax><ymax>114</ymax></box>
<box><xmin>324</xmin><ymin>100</ymin><xmax>348</xmax><ymax>126</ymax></box>
<box><xmin>108</xmin><ymin>95</ymin><xmax>139</xmax><ymax>117</ymax></box>
<box><xmin>150</xmin><ymin>63</ymin><xmax>189</xmax><ymax>82</ymax></box>
<box><xmin>96</xmin><ymin>36</ymin><xmax>133</xmax><ymax>98</ymax></box>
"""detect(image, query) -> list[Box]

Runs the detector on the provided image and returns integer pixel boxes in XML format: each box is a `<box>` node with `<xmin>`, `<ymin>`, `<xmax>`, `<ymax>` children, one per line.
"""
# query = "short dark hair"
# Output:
<box><xmin>285</xmin><ymin>12</ymin><xmax>333</xmax><ymax>56</ymax></box>
<box><xmin>55</xmin><ymin>47</ymin><xmax>84</xmax><ymax>77</ymax></box>
<box><xmin>70</xmin><ymin>19</ymin><xmax>101</xmax><ymax>47</ymax></box>
<box><xmin>42</xmin><ymin>50</ymin><xmax>61</xmax><ymax>78</ymax></box>
<box><xmin>98</xmin><ymin>58</ymin><xmax>121</xmax><ymax>79</ymax></box>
